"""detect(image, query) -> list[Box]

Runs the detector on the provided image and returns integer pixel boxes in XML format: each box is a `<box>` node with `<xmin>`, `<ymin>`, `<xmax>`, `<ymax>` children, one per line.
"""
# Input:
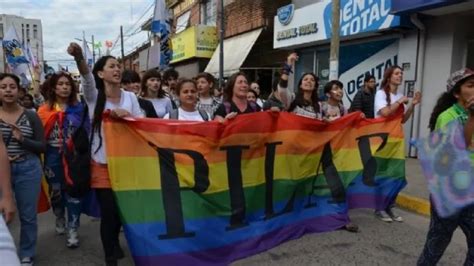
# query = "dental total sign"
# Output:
<box><xmin>274</xmin><ymin>0</ymin><xmax>400</xmax><ymax>48</ymax></box>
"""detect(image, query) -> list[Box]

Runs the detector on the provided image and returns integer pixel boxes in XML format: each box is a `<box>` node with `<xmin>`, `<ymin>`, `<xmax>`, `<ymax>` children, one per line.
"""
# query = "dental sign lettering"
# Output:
<box><xmin>324</xmin><ymin>0</ymin><xmax>392</xmax><ymax>37</ymax></box>
<box><xmin>274</xmin><ymin>0</ymin><xmax>399</xmax><ymax>49</ymax></box>
<box><xmin>277</xmin><ymin>23</ymin><xmax>318</xmax><ymax>41</ymax></box>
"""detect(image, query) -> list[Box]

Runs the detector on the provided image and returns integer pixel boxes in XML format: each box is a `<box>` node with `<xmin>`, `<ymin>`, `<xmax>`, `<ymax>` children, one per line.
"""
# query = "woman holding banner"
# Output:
<box><xmin>374</xmin><ymin>66</ymin><xmax>422</xmax><ymax>223</ymax></box>
<box><xmin>417</xmin><ymin>69</ymin><xmax>474</xmax><ymax>266</ymax></box>
<box><xmin>164</xmin><ymin>79</ymin><xmax>209</xmax><ymax>121</ymax></box>
<box><xmin>214</xmin><ymin>72</ymin><xmax>261</xmax><ymax>122</ymax></box>
<box><xmin>68</xmin><ymin>42</ymin><xmax>143</xmax><ymax>266</ymax></box>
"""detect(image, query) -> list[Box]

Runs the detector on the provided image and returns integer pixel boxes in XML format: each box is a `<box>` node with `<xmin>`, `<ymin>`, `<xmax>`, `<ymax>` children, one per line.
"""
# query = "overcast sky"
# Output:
<box><xmin>1</xmin><ymin>0</ymin><xmax>155</xmax><ymax>70</ymax></box>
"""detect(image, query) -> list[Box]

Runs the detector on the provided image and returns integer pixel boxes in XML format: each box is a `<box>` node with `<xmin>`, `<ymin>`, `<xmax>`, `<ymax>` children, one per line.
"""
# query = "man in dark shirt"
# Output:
<box><xmin>349</xmin><ymin>74</ymin><xmax>376</xmax><ymax>118</ymax></box>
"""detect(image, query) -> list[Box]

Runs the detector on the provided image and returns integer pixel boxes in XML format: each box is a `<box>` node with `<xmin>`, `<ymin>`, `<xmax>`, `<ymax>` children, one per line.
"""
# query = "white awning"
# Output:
<box><xmin>204</xmin><ymin>28</ymin><xmax>263</xmax><ymax>77</ymax></box>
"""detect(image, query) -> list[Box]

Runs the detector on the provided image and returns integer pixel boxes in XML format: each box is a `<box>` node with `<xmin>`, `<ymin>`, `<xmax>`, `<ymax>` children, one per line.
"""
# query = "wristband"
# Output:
<box><xmin>282</xmin><ymin>63</ymin><xmax>293</xmax><ymax>74</ymax></box>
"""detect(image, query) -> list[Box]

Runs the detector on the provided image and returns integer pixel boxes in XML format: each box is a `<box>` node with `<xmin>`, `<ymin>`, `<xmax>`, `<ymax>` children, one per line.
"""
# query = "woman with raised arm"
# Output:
<box><xmin>68</xmin><ymin>42</ymin><xmax>144</xmax><ymax>266</ymax></box>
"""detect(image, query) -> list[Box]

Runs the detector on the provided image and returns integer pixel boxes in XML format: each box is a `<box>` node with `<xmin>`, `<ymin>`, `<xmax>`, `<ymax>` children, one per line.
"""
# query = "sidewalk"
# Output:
<box><xmin>395</xmin><ymin>158</ymin><xmax>431</xmax><ymax>216</ymax></box>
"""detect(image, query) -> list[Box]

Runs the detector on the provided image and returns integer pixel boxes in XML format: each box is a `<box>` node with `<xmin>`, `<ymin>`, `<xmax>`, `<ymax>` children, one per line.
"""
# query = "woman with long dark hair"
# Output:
<box><xmin>373</xmin><ymin>66</ymin><xmax>421</xmax><ymax>223</ymax></box>
<box><xmin>141</xmin><ymin>69</ymin><xmax>173</xmax><ymax>118</ymax></box>
<box><xmin>418</xmin><ymin>69</ymin><xmax>474</xmax><ymax>265</ymax></box>
<box><xmin>121</xmin><ymin>70</ymin><xmax>158</xmax><ymax>118</ymax></box>
<box><xmin>271</xmin><ymin>53</ymin><xmax>322</xmax><ymax>119</ymax></box>
<box><xmin>37</xmin><ymin>71</ymin><xmax>90</xmax><ymax>249</ymax></box>
<box><xmin>68</xmin><ymin>42</ymin><xmax>143</xmax><ymax>266</ymax></box>
<box><xmin>213</xmin><ymin>72</ymin><xmax>261</xmax><ymax>122</ymax></box>
<box><xmin>0</xmin><ymin>73</ymin><xmax>45</xmax><ymax>265</ymax></box>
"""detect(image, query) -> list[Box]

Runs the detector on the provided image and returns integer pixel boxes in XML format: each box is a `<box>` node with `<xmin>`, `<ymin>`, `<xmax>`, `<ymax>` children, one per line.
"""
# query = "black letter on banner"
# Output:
<box><xmin>263</xmin><ymin>142</ymin><xmax>283</xmax><ymax>220</ymax></box>
<box><xmin>356</xmin><ymin>133</ymin><xmax>389</xmax><ymax>187</ymax></box>
<box><xmin>152</xmin><ymin>146</ymin><xmax>210</xmax><ymax>239</ymax></box>
<box><xmin>220</xmin><ymin>145</ymin><xmax>250</xmax><ymax>230</ymax></box>
<box><xmin>320</xmin><ymin>143</ymin><xmax>345</xmax><ymax>203</ymax></box>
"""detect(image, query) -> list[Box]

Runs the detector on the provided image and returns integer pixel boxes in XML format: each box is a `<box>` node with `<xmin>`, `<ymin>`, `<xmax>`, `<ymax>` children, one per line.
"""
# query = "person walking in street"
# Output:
<box><xmin>164</xmin><ymin>79</ymin><xmax>209</xmax><ymax>121</ymax></box>
<box><xmin>68</xmin><ymin>42</ymin><xmax>144</xmax><ymax>266</ymax></box>
<box><xmin>195</xmin><ymin>72</ymin><xmax>221</xmax><ymax>119</ymax></box>
<box><xmin>0</xmin><ymin>117</ymin><xmax>20</xmax><ymax>265</ymax></box>
<box><xmin>418</xmin><ymin>69</ymin><xmax>474</xmax><ymax>266</ymax></box>
<box><xmin>37</xmin><ymin>71</ymin><xmax>90</xmax><ymax>249</ymax></box>
<box><xmin>321</xmin><ymin>80</ymin><xmax>348</xmax><ymax>122</ymax></box>
<box><xmin>141</xmin><ymin>69</ymin><xmax>173</xmax><ymax>118</ymax></box>
<box><xmin>121</xmin><ymin>70</ymin><xmax>158</xmax><ymax>118</ymax></box>
<box><xmin>276</xmin><ymin>53</ymin><xmax>322</xmax><ymax>119</ymax></box>
<box><xmin>349</xmin><ymin>74</ymin><xmax>376</xmax><ymax>118</ymax></box>
<box><xmin>374</xmin><ymin>66</ymin><xmax>422</xmax><ymax>222</ymax></box>
<box><xmin>0</xmin><ymin>73</ymin><xmax>46</xmax><ymax>266</ymax></box>
<box><xmin>214</xmin><ymin>72</ymin><xmax>261</xmax><ymax>122</ymax></box>
<box><xmin>163</xmin><ymin>68</ymin><xmax>180</xmax><ymax>108</ymax></box>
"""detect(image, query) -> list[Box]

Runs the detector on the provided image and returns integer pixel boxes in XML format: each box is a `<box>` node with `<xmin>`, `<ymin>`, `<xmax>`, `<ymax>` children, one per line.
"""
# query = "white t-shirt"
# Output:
<box><xmin>82</xmin><ymin>72</ymin><xmax>144</xmax><ymax>164</ymax></box>
<box><xmin>0</xmin><ymin>216</ymin><xmax>20</xmax><ymax>265</ymax></box>
<box><xmin>374</xmin><ymin>89</ymin><xmax>405</xmax><ymax>118</ymax></box>
<box><xmin>164</xmin><ymin>107</ymin><xmax>205</xmax><ymax>121</ymax></box>
<box><xmin>148</xmin><ymin>97</ymin><xmax>173</xmax><ymax>118</ymax></box>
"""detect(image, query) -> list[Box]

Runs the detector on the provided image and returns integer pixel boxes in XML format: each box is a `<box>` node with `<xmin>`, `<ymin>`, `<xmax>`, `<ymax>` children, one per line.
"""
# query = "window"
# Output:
<box><xmin>175</xmin><ymin>10</ymin><xmax>191</xmax><ymax>34</ymax></box>
<box><xmin>0</xmin><ymin>23</ymin><xmax>3</xmax><ymax>39</ymax></box>
<box><xmin>33</xmin><ymin>25</ymin><xmax>38</xmax><ymax>39</ymax></box>
<box><xmin>203</xmin><ymin>0</ymin><xmax>217</xmax><ymax>26</ymax></box>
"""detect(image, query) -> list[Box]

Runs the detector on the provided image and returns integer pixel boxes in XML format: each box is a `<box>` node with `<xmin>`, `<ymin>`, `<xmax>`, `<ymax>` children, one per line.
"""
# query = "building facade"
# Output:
<box><xmin>273</xmin><ymin>0</ymin><xmax>474</xmax><ymax>157</ymax></box>
<box><xmin>0</xmin><ymin>14</ymin><xmax>43</xmax><ymax>73</ymax></box>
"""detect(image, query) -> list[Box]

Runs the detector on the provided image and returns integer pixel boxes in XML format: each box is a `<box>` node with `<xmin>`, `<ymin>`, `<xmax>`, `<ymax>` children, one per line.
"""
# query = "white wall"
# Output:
<box><xmin>418</xmin><ymin>16</ymin><xmax>456</xmax><ymax>140</ymax></box>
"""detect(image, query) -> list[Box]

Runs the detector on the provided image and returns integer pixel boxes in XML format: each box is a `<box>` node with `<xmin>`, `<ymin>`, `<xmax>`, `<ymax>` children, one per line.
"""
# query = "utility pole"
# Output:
<box><xmin>91</xmin><ymin>35</ymin><xmax>96</xmax><ymax>64</ymax></box>
<box><xmin>218</xmin><ymin>0</ymin><xmax>224</xmax><ymax>89</ymax></box>
<box><xmin>329</xmin><ymin>0</ymin><xmax>340</xmax><ymax>81</ymax></box>
<box><xmin>120</xmin><ymin>25</ymin><xmax>125</xmax><ymax>60</ymax></box>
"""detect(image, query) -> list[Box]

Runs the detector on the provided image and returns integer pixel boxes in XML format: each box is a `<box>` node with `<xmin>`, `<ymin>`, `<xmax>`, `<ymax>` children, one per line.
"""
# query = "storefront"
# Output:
<box><xmin>274</xmin><ymin>0</ymin><xmax>474</xmax><ymax>157</ymax></box>
<box><xmin>170</xmin><ymin>25</ymin><xmax>218</xmax><ymax>78</ymax></box>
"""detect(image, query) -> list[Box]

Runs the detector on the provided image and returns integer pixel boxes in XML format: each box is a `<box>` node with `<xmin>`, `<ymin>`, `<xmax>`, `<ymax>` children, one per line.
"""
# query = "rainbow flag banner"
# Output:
<box><xmin>104</xmin><ymin>111</ymin><xmax>406</xmax><ymax>265</ymax></box>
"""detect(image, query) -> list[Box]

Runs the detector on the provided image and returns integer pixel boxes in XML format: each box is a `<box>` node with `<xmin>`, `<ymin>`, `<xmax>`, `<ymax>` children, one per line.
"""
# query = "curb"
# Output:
<box><xmin>396</xmin><ymin>193</ymin><xmax>430</xmax><ymax>216</ymax></box>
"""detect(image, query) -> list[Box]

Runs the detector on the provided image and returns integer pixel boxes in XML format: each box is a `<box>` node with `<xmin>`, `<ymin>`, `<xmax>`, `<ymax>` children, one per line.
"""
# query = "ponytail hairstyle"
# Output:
<box><xmin>91</xmin><ymin>55</ymin><xmax>115</xmax><ymax>154</ymax></box>
<box><xmin>380</xmin><ymin>66</ymin><xmax>403</xmax><ymax>106</ymax></box>
<box><xmin>428</xmin><ymin>83</ymin><xmax>462</xmax><ymax>132</ymax></box>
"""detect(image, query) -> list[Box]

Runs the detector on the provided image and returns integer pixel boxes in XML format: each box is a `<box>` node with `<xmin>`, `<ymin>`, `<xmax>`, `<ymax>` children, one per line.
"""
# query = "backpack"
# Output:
<box><xmin>169</xmin><ymin>108</ymin><xmax>209</xmax><ymax>121</ymax></box>
<box><xmin>223</xmin><ymin>101</ymin><xmax>258</xmax><ymax>115</ymax></box>
<box><xmin>63</xmin><ymin>105</ymin><xmax>91</xmax><ymax>198</ymax></box>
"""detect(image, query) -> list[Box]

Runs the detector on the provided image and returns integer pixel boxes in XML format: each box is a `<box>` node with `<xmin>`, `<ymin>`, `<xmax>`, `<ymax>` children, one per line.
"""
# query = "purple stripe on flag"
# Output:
<box><xmin>347</xmin><ymin>194</ymin><xmax>393</xmax><ymax>210</ymax></box>
<box><xmin>132</xmin><ymin>213</ymin><xmax>348</xmax><ymax>266</ymax></box>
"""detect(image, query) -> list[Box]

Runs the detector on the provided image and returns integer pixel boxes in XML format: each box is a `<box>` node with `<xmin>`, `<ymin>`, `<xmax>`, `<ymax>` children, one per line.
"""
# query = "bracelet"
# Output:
<box><xmin>282</xmin><ymin>63</ymin><xmax>293</xmax><ymax>74</ymax></box>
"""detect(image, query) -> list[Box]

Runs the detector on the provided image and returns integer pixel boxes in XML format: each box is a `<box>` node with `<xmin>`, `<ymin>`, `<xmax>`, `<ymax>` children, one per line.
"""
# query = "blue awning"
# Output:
<box><xmin>391</xmin><ymin>0</ymin><xmax>466</xmax><ymax>14</ymax></box>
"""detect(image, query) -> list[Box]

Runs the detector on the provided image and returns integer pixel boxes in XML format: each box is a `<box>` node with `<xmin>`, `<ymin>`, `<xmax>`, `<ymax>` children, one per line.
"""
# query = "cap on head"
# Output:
<box><xmin>447</xmin><ymin>68</ymin><xmax>474</xmax><ymax>92</ymax></box>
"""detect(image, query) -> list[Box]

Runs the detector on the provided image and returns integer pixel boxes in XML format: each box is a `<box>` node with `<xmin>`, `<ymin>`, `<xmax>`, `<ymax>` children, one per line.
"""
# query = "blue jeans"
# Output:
<box><xmin>44</xmin><ymin>146</ymin><xmax>82</xmax><ymax>229</ymax></box>
<box><xmin>10</xmin><ymin>154</ymin><xmax>42</xmax><ymax>259</ymax></box>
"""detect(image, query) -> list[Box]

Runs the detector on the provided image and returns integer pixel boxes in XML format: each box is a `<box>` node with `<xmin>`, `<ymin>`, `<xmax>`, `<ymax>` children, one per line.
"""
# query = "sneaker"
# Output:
<box><xmin>20</xmin><ymin>257</ymin><xmax>33</xmax><ymax>266</ymax></box>
<box><xmin>386</xmin><ymin>207</ymin><xmax>403</xmax><ymax>222</ymax></box>
<box><xmin>343</xmin><ymin>222</ymin><xmax>359</xmax><ymax>233</ymax></box>
<box><xmin>66</xmin><ymin>228</ymin><xmax>79</xmax><ymax>249</ymax></box>
<box><xmin>55</xmin><ymin>217</ymin><xmax>66</xmax><ymax>235</ymax></box>
<box><xmin>114</xmin><ymin>245</ymin><xmax>125</xmax><ymax>260</ymax></box>
<box><xmin>375</xmin><ymin>210</ymin><xmax>393</xmax><ymax>222</ymax></box>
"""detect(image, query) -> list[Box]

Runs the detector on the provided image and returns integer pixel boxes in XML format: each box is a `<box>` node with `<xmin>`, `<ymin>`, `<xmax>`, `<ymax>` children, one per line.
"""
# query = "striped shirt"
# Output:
<box><xmin>0</xmin><ymin>113</ymin><xmax>34</xmax><ymax>157</ymax></box>
<box><xmin>0</xmin><ymin>216</ymin><xmax>20</xmax><ymax>265</ymax></box>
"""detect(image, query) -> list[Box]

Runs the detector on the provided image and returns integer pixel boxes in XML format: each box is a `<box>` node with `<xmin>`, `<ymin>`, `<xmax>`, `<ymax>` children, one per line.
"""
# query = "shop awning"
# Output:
<box><xmin>204</xmin><ymin>28</ymin><xmax>262</xmax><ymax>77</ymax></box>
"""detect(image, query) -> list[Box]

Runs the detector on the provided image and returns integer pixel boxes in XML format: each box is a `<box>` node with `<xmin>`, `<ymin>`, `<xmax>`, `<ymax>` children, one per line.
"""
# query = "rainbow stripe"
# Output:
<box><xmin>104</xmin><ymin>112</ymin><xmax>406</xmax><ymax>265</ymax></box>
